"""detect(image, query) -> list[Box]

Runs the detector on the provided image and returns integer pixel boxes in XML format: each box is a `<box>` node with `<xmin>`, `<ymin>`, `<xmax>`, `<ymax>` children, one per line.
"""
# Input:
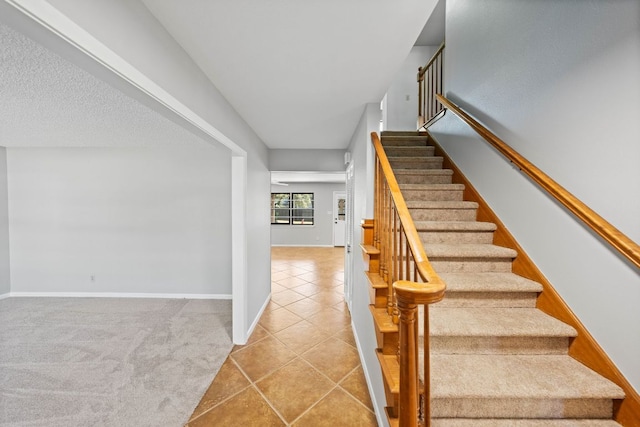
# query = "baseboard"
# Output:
<box><xmin>0</xmin><ymin>293</ymin><xmax>10</xmax><ymax>300</ymax></box>
<box><xmin>351</xmin><ymin>319</ymin><xmax>387</xmax><ymax>427</ymax></box>
<box><xmin>8</xmin><ymin>292</ymin><xmax>232</xmax><ymax>299</ymax></box>
<box><xmin>236</xmin><ymin>292</ymin><xmax>271</xmax><ymax>346</ymax></box>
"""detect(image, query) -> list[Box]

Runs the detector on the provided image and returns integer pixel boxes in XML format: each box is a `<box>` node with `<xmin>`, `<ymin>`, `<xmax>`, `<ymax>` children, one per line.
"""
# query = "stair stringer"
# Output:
<box><xmin>428</xmin><ymin>131</ymin><xmax>640</xmax><ymax>426</ymax></box>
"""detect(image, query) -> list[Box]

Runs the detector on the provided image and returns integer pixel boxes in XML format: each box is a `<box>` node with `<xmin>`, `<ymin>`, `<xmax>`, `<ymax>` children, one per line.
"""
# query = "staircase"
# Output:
<box><xmin>365</xmin><ymin>131</ymin><xmax>626</xmax><ymax>426</ymax></box>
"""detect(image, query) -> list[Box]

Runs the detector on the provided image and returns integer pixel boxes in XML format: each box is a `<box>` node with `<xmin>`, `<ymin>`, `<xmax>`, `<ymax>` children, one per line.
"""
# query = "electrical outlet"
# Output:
<box><xmin>90</xmin><ymin>275</ymin><xmax>95</xmax><ymax>282</ymax></box>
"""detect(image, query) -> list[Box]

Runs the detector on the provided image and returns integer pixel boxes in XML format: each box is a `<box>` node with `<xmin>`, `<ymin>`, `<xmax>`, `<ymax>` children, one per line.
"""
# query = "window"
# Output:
<box><xmin>271</xmin><ymin>193</ymin><xmax>291</xmax><ymax>224</ymax></box>
<box><xmin>271</xmin><ymin>192</ymin><xmax>314</xmax><ymax>225</ymax></box>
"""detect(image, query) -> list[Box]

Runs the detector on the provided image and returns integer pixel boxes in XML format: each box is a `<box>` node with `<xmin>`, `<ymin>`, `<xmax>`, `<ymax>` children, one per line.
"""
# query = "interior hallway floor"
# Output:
<box><xmin>186</xmin><ymin>246</ymin><xmax>377</xmax><ymax>426</ymax></box>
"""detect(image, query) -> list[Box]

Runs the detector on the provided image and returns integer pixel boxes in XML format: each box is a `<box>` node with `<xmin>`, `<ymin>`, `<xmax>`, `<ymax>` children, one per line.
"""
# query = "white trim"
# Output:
<box><xmin>5</xmin><ymin>0</ymin><xmax>246</xmax><ymax>157</ymax></box>
<box><xmin>270</xmin><ymin>244</ymin><xmax>335</xmax><ymax>248</ymax></box>
<box><xmin>4</xmin><ymin>0</ymin><xmax>251</xmax><ymax>347</ymax></box>
<box><xmin>351</xmin><ymin>320</ymin><xmax>386</xmax><ymax>427</ymax></box>
<box><xmin>0</xmin><ymin>293</ymin><xmax>11</xmax><ymax>300</ymax></box>
<box><xmin>241</xmin><ymin>292</ymin><xmax>272</xmax><ymax>345</ymax></box>
<box><xmin>332</xmin><ymin>190</ymin><xmax>347</xmax><ymax>247</ymax></box>
<box><xmin>232</xmin><ymin>155</ymin><xmax>248</xmax><ymax>345</ymax></box>
<box><xmin>8</xmin><ymin>292</ymin><xmax>232</xmax><ymax>299</ymax></box>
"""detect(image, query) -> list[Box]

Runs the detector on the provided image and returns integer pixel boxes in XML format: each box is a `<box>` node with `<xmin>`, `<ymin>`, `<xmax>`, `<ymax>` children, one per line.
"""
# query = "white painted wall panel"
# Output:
<box><xmin>7</xmin><ymin>145</ymin><xmax>231</xmax><ymax>295</ymax></box>
<box><xmin>430</xmin><ymin>0</ymin><xmax>640</xmax><ymax>393</ymax></box>
<box><xmin>269</xmin><ymin>149</ymin><xmax>346</xmax><ymax>172</ymax></box>
<box><xmin>384</xmin><ymin>46</ymin><xmax>437</xmax><ymax>131</ymax></box>
<box><xmin>0</xmin><ymin>148</ymin><xmax>10</xmax><ymax>295</ymax></box>
<box><xmin>348</xmin><ymin>103</ymin><xmax>386</xmax><ymax>425</ymax></box>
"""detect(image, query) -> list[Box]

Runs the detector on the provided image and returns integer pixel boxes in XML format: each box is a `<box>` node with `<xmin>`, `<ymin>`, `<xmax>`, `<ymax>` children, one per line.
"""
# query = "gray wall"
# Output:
<box><xmin>7</xmin><ymin>145</ymin><xmax>231</xmax><ymax>296</ymax></box>
<box><xmin>430</xmin><ymin>0</ymin><xmax>640</xmax><ymax>392</ymax></box>
<box><xmin>348</xmin><ymin>103</ymin><xmax>386</xmax><ymax>425</ymax></box>
<box><xmin>0</xmin><ymin>148</ymin><xmax>9</xmax><ymax>296</ymax></box>
<box><xmin>384</xmin><ymin>46</ymin><xmax>437</xmax><ymax>130</ymax></box>
<box><xmin>270</xmin><ymin>182</ymin><xmax>345</xmax><ymax>246</ymax></box>
<box><xmin>269</xmin><ymin>149</ymin><xmax>346</xmax><ymax>172</ymax></box>
<box><xmin>45</xmin><ymin>0</ymin><xmax>272</xmax><ymax>338</ymax></box>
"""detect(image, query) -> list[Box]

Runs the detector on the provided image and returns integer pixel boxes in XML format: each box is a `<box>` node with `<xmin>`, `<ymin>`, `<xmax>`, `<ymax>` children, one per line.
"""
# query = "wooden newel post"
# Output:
<box><xmin>395</xmin><ymin>284</ymin><xmax>420</xmax><ymax>427</ymax></box>
<box><xmin>395</xmin><ymin>278</ymin><xmax>445</xmax><ymax>427</ymax></box>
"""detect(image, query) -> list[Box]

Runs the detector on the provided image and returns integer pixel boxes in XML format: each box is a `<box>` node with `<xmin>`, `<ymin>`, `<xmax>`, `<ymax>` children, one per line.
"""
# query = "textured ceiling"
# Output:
<box><xmin>141</xmin><ymin>0</ymin><xmax>438</xmax><ymax>149</ymax></box>
<box><xmin>0</xmin><ymin>22</ymin><xmax>216</xmax><ymax>150</ymax></box>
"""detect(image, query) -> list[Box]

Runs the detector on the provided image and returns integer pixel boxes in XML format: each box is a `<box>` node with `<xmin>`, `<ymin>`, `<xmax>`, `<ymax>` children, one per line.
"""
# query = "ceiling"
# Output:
<box><xmin>415</xmin><ymin>0</ymin><xmax>446</xmax><ymax>46</ymax></box>
<box><xmin>0</xmin><ymin>22</ymin><xmax>217</xmax><ymax>149</ymax></box>
<box><xmin>0</xmin><ymin>0</ymin><xmax>442</xmax><ymax>152</ymax></box>
<box><xmin>141</xmin><ymin>0</ymin><xmax>439</xmax><ymax>149</ymax></box>
<box><xmin>271</xmin><ymin>171</ymin><xmax>346</xmax><ymax>185</ymax></box>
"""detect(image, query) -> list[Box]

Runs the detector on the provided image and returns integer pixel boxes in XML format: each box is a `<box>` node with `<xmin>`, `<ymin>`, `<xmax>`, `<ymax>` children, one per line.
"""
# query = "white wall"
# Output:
<box><xmin>270</xmin><ymin>182</ymin><xmax>345</xmax><ymax>247</ymax></box>
<box><xmin>38</xmin><ymin>0</ymin><xmax>272</xmax><ymax>337</ymax></box>
<box><xmin>430</xmin><ymin>0</ymin><xmax>640</xmax><ymax>392</ymax></box>
<box><xmin>384</xmin><ymin>46</ymin><xmax>437</xmax><ymax>130</ymax></box>
<box><xmin>0</xmin><ymin>148</ymin><xmax>10</xmax><ymax>296</ymax></box>
<box><xmin>348</xmin><ymin>103</ymin><xmax>387</xmax><ymax>426</ymax></box>
<box><xmin>269</xmin><ymin>149</ymin><xmax>346</xmax><ymax>172</ymax></box>
<box><xmin>7</xmin><ymin>144</ymin><xmax>230</xmax><ymax>295</ymax></box>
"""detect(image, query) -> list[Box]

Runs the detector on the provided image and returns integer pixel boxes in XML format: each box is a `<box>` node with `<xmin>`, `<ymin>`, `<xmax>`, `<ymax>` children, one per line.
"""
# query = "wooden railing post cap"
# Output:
<box><xmin>394</xmin><ymin>280</ymin><xmax>446</xmax><ymax>306</ymax></box>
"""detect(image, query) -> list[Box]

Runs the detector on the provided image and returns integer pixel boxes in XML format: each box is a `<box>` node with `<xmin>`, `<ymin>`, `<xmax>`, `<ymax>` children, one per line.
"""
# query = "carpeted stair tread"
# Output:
<box><xmin>381</xmin><ymin>131</ymin><xmax>430</xmax><ymax>145</ymax></box>
<box><xmin>431</xmin><ymin>420</ymin><xmax>621</xmax><ymax>426</ymax></box>
<box><xmin>400</xmin><ymin>183</ymin><xmax>464</xmax><ymax>190</ymax></box>
<box><xmin>414</xmin><ymin>221</ymin><xmax>497</xmax><ymax>232</ymax></box>
<box><xmin>388</xmin><ymin>157</ymin><xmax>444</xmax><ymax>170</ymax></box>
<box><xmin>406</xmin><ymin>200</ymin><xmax>477</xmax><ymax>209</ymax></box>
<box><xmin>430</xmin><ymin>354</ymin><xmax>625</xmax><ymax>400</ymax></box>
<box><xmin>385</xmin><ymin>146</ymin><xmax>435</xmax><ymax>157</ymax></box>
<box><xmin>395</xmin><ymin>169</ymin><xmax>454</xmax><ymax>177</ymax></box>
<box><xmin>439</xmin><ymin>272</ymin><xmax>542</xmax><ymax>293</ymax></box>
<box><xmin>394</xmin><ymin>169</ymin><xmax>453</xmax><ymax>184</ymax></box>
<box><xmin>381</xmin><ymin>131</ymin><xmax>428</xmax><ymax>137</ymax></box>
<box><xmin>428</xmin><ymin>307</ymin><xmax>577</xmax><ymax>338</ymax></box>
<box><xmin>401</xmin><ymin>184</ymin><xmax>465</xmax><ymax>202</ymax></box>
<box><xmin>374</xmin><ymin>134</ymin><xmax>627</xmax><ymax>424</ymax></box>
<box><xmin>425</xmin><ymin>244</ymin><xmax>518</xmax><ymax>259</ymax></box>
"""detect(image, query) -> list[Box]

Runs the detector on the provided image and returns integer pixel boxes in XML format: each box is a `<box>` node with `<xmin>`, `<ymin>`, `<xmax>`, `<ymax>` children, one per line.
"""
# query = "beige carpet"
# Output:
<box><xmin>0</xmin><ymin>297</ymin><xmax>233</xmax><ymax>427</ymax></box>
<box><xmin>381</xmin><ymin>131</ymin><xmax>624</xmax><ymax>425</ymax></box>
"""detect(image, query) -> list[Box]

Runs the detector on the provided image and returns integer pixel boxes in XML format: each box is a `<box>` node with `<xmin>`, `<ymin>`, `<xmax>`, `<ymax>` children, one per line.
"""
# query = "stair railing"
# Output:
<box><xmin>371</xmin><ymin>131</ymin><xmax>447</xmax><ymax>426</ymax></box>
<box><xmin>418</xmin><ymin>42</ymin><xmax>445</xmax><ymax>128</ymax></box>
<box><xmin>436</xmin><ymin>94</ymin><xmax>640</xmax><ymax>269</ymax></box>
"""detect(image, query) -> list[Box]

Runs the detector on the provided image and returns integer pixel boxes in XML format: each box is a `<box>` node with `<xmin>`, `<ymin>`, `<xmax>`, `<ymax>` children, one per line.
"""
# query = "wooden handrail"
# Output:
<box><xmin>371</xmin><ymin>132</ymin><xmax>447</xmax><ymax>293</ymax></box>
<box><xmin>418</xmin><ymin>42</ymin><xmax>445</xmax><ymax>80</ymax></box>
<box><xmin>371</xmin><ymin>131</ymin><xmax>446</xmax><ymax>426</ymax></box>
<box><xmin>436</xmin><ymin>94</ymin><xmax>640</xmax><ymax>269</ymax></box>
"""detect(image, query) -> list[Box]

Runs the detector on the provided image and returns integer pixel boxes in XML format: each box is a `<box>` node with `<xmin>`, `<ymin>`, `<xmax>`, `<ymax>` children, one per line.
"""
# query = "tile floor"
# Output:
<box><xmin>186</xmin><ymin>246</ymin><xmax>377</xmax><ymax>426</ymax></box>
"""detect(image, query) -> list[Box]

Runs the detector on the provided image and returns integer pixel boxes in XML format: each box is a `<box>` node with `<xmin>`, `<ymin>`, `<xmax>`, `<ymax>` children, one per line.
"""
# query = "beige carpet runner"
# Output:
<box><xmin>381</xmin><ymin>131</ymin><xmax>624</xmax><ymax>426</ymax></box>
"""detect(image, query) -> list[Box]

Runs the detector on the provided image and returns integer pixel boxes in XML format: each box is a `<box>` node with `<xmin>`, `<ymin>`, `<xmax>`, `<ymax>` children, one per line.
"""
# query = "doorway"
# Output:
<box><xmin>333</xmin><ymin>191</ymin><xmax>346</xmax><ymax>247</ymax></box>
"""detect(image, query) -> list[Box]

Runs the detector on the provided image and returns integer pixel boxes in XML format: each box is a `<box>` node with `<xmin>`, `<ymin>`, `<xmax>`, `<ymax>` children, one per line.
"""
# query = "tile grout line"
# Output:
<box><xmin>189</xmin><ymin>248</ymin><xmax>372</xmax><ymax>425</ymax></box>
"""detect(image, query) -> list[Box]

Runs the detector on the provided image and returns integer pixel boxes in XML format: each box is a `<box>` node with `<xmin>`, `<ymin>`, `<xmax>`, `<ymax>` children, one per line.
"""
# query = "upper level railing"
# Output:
<box><xmin>436</xmin><ymin>94</ymin><xmax>640</xmax><ymax>270</ymax></box>
<box><xmin>418</xmin><ymin>42</ymin><xmax>445</xmax><ymax>128</ymax></box>
<box><xmin>371</xmin><ymin>132</ymin><xmax>446</xmax><ymax>427</ymax></box>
